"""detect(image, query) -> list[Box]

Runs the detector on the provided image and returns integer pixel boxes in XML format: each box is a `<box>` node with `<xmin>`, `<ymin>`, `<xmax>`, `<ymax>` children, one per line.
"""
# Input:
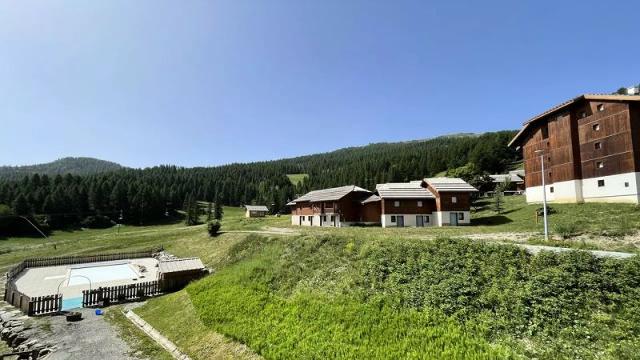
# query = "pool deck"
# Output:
<box><xmin>13</xmin><ymin>258</ymin><xmax>159</xmax><ymax>299</ymax></box>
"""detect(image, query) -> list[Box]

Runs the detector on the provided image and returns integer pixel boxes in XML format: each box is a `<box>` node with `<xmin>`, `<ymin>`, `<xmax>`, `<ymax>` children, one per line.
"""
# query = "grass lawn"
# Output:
<box><xmin>104</xmin><ymin>306</ymin><xmax>174</xmax><ymax>360</ymax></box>
<box><xmin>286</xmin><ymin>173</ymin><xmax>308</xmax><ymax>186</ymax></box>
<box><xmin>3</xmin><ymin>197</ymin><xmax>640</xmax><ymax>358</ymax></box>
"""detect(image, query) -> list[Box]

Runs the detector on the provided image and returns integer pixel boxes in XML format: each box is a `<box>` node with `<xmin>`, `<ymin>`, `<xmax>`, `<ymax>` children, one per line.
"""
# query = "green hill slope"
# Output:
<box><xmin>0</xmin><ymin>157</ymin><xmax>123</xmax><ymax>181</ymax></box>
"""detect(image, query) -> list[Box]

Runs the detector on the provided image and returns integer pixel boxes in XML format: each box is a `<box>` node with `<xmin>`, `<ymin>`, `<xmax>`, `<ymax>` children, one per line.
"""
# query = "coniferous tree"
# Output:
<box><xmin>12</xmin><ymin>193</ymin><xmax>30</xmax><ymax>215</ymax></box>
<box><xmin>206</xmin><ymin>202</ymin><xmax>213</xmax><ymax>222</ymax></box>
<box><xmin>214</xmin><ymin>194</ymin><xmax>224</xmax><ymax>221</ymax></box>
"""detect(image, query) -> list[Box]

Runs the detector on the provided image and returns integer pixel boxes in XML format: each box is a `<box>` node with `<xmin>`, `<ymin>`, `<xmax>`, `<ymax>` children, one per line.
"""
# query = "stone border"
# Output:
<box><xmin>124</xmin><ymin>309</ymin><xmax>190</xmax><ymax>360</ymax></box>
<box><xmin>0</xmin><ymin>306</ymin><xmax>54</xmax><ymax>358</ymax></box>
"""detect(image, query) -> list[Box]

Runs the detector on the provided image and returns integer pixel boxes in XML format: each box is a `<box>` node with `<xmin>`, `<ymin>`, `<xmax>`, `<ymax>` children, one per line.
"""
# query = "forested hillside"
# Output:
<box><xmin>0</xmin><ymin>131</ymin><xmax>519</xmax><ymax>232</ymax></box>
<box><xmin>0</xmin><ymin>157</ymin><xmax>123</xmax><ymax>181</ymax></box>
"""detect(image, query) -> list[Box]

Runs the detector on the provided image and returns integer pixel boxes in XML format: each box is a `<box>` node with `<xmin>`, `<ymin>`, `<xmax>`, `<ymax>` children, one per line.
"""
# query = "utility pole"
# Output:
<box><xmin>535</xmin><ymin>150</ymin><xmax>549</xmax><ymax>241</ymax></box>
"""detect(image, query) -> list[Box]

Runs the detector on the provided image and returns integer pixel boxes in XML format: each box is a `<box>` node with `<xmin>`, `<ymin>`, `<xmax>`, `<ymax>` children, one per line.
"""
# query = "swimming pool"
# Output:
<box><xmin>68</xmin><ymin>263</ymin><xmax>139</xmax><ymax>286</ymax></box>
<box><xmin>61</xmin><ymin>297</ymin><xmax>83</xmax><ymax>310</ymax></box>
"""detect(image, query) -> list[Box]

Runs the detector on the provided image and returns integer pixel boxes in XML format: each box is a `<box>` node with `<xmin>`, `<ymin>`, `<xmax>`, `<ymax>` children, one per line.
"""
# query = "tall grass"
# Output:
<box><xmin>186</xmin><ymin>235</ymin><xmax>640</xmax><ymax>359</ymax></box>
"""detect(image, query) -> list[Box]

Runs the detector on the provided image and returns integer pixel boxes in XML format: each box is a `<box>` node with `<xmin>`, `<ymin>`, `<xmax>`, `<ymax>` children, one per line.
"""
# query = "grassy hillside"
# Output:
<box><xmin>3</xmin><ymin>199</ymin><xmax>640</xmax><ymax>359</ymax></box>
<box><xmin>285</xmin><ymin>173</ymin><xmax>308</xmax><ymax>187</ymax></box>
<box><xmin>0</xmin><ymin>157</ymin><xmax>123</xmax><ymax>181</ymax></box>
<box><xmin>137</xmin><ymin>233</ymin><xmax>640</xmax><ymax>359</ymax></box>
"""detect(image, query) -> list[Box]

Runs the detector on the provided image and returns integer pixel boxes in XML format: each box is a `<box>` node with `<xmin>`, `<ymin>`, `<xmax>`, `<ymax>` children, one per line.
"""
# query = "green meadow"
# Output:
<box><xmin>3</xmin><ymin>196</ymin><xmax>640</xmax><ymax>359</ymax></box>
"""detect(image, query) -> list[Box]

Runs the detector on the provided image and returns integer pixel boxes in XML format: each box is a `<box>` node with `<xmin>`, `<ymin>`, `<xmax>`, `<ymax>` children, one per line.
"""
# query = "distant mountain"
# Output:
<box><xmin>0</xmin><ymin>157</ymin><xmax>124</xmax><ymax>181</ymax></box>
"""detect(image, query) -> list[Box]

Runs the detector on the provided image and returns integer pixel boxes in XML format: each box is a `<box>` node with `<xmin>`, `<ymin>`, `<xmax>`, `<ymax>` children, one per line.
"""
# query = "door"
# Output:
<box><xmin>397</xmin><ymin>216</ymin><xmax>404</xmax><ymax>227</ymax></box>
<box><xmin>450</xmin><ymin>212</ymin><xmax>458</xmax><ymax>226</ymax></box>
<box><xmin>416</xmin><ymin>216</ymin><xmax>424</xmax><ymax>227</ymax></box>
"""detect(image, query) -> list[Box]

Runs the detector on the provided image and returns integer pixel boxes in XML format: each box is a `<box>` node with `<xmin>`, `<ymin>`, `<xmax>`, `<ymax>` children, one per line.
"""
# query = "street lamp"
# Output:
<box><xmin>535</xmin><ymin>150</ymin><xmax>549</xmax><ymax>241</ymax></box>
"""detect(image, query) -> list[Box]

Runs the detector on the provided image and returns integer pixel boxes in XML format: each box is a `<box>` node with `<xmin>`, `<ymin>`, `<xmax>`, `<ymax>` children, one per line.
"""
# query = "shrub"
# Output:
<box><xmin>207</xmin><ymin>221</ymin><xmax>221</xmax><ymax>237</ymax></box>
<box><xmin>80</xmin><ymin>215</ymin><xmax>115</xmax><ymax>229</ymax></box>
<box><xmin>553</xmin><ymin>222</ymin><xmax>580</xmax><ymax>239</ymax></box>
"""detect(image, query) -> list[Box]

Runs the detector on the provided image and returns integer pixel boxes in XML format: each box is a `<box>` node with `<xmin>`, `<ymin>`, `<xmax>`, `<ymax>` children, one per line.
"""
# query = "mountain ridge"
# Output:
<box><xmin>0</xmin><ymin>157</ymin><xmax>124</xmax><ymax>181</ymax></box>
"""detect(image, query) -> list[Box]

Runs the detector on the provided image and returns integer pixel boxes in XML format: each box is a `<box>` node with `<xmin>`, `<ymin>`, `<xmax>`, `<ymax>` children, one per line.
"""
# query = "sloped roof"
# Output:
<box><xmin>489</xmin><ymin>174</ymin><xmax>524</xmax><ymax>183</ymax></box>
<box><xmin>245</xmin><ymin>205</ymin><xmax>269</xmax><ymax>212</ymax></box>
<box><xmin>509</xmin><ymin>94</ymin><xmax>640</xmax><ymax>148</ymax></box>
<box><xmin>361</xmin><ymin>194</ymin><xmax>382</xmax><ymax>204</ymax></box>
<box><xmin>375</xmin><ymin>182</ymin><xmax>435</xmax><ymax>199</ymax></box>
<box><xmin>159</xmin><ymin>258</ymin><xmax>205</xmax><ymax>274</ymax></box>
<box><xmin>291</xmin><ymin>185</ymin><xmax>371</xmax><ymax>203</ymax></box>
<box><xmin>509</xmin><ymin>169</ymin><xmax>525</xmax><ymax>177</ymax></box>
<box><xmin>424</xmin><ymin>177</ymin><xmax>478</xmax><ymax>192</ymax></box>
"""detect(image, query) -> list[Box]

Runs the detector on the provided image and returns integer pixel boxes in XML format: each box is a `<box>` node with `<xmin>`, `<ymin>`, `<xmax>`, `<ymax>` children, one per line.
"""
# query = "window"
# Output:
<box><xmin>593</xmin><ymin>123</ymin><xmax>600</xmax><ymax>131</ymax></box>
<box><xmin>323</xmin><ymin>215</ymin><xmax>327</xmax><ymax>222</ymax></box>
<box><xmin>458</xmin><ymin>212</ymin><xmax>464</xmax><ymax>220</ymax></box>
<box><xmin>330</xmin><ymin>215</ymin><xmax>335</xmax><ymax>222</ymax></box>
<box><xmin>550</xmin><ymin>186</ymin><xmax>554</xmax><ymax>193</ymax></box>
<box><xmin>625</xmin><ymin>182</ymin><xmax>630</xmax><ymax>188</ymax></box>
<box><xmin>425</xmin><ymin>215</ymin><xmax>430</xmax><ymax>223</ymax></box>
<box><xmin>541</xmin><ymin>124</ymin><xmax>549</xmax><ymax>139</ymax></box>
<box><xmin>595</xmin><ymin>142</ymin><xmax>601</xmax><ymax>150</ymax></box>
<box><xmin>417</xmin><ymin>201</ymin><xmax>423</xmax><ymax>207</ymax></box>
<box><xmin>391</xmin><ymin>216</ymin><xmax>396</xmax><ymax>223</ymax></box>
<box><xmin>597</xmin><ymin>104</ymin><xmax>604</xmax><ymax>112</ymax></box>
<box><xmin>596</xmin><ymin>161</ymin><xmax>604</xmax><ymax>169</ymax></box>
<box><xmin>579</xmin><ymin>111</ymin><xmax>587</xmax><ymax>118</ymax></box>
<box><xmin>598</xmin><ymin>179</ymin><xmax>605</xmax><ymax>187</ymax></box>
<box><xmin>451</xmin><ymin>196</ymin><xmax>457</xmax><ymax>204</ymax></box>
<box><xmin>394</xmin><ymin>201</ymin><xmax>400</xmax><ymax>207</ymax></box>
<box><xmin>307</xmin><ymin>216</ymin><xmax>312</xmax><ymax>221</ymax></box>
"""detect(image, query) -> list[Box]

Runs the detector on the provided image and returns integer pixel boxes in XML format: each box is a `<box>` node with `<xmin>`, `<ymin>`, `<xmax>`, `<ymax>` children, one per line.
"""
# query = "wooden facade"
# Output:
<box><xmin>290</xmin><ymin>179</ymin><xmax>477</xmax><ymax>227</ymax></box>
<box><xmin>513</xmin><ymin>96</ymin><xmax>640</xmax><ymax>187</ymax></box>
<box><xmin>381</xmin><ymin>199</ymin><xmax>436</xmax><ymax>215</ymax></box>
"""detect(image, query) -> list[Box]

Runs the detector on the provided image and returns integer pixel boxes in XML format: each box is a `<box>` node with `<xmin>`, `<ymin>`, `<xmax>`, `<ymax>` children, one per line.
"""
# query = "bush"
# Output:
<box><xmin>80</xmin><ymin>215</ymin><xmax>115</xmax><ymax>229</ymax></box>
<box><xmin>207</xmin><ymin>221</ymin><xmax>221</xmax><ymax>237</ymax></box>
<box><xmin>553</xmin><ymin>222</ymin><xmax>580</xmax><ymax>239</ymax></box>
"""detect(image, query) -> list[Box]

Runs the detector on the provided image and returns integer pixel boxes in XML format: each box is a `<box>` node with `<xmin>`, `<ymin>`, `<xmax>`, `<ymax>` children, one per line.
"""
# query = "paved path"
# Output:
<box><xmin>507</xmin><ymin>243</ymin><xmax>636</xmax><ymax>259</ymax></box>
<box><xmin>124</xmin><ymin>309</ymin><xmax>190</xmax><ymax>360</ymax></box>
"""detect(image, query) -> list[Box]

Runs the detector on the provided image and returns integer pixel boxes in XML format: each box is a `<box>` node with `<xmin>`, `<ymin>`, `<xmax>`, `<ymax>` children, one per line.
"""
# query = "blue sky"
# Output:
<box><xmin>1</xmin><ymin>1</ymin><xmax>638</xmax><ymax>168</ymax></box>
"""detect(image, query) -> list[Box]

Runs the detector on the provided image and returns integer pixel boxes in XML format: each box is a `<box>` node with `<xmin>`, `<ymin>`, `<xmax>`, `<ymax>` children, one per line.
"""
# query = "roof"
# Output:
<box><xmin>361</xmin><ymin>194</ymin><xmax>382</xmax><ymax>204</ymax></box>
<box><xmin>245</xmin><ymin>205</ymin><xmax>269</xmax><ymax>212</ymax></box>
<box><xmin>159</xmin><ymin>258</ymin><xmax>205</xmax><ymax>273</ymax></box>
<box><xmin>509</xmin><ymin>94</ymin><xmax>640</xmax><ymax>148</ymax></box>
<box><xmin>375</xmin><ymin>182</ymin><xmax>435</xmax><ymax>199</ymax></box>
<box><xmin>509</xmin><ymin>169</ymin><xmax>525</xmax><ymax>177</ymax></box>
<box><xmin>290</xmin><ymin>185</ymin><xmax>371</xmax><ymax>203</ymax></box>
<box><xmin>489</xmin><ymin>174</ymin><xmax>524</xmax><ymax>183</ymax></box>
<box><xmin>424</xmin><ymin>177</ymin><xmax>478</xmax><ymax>192</ymax></box>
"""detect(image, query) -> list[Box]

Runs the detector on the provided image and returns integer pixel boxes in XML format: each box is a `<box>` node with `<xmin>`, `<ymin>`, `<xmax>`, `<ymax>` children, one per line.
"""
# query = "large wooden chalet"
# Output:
<box><xmin>509</xmin><ymin>94</ymin><xmax>640</xmax><ymax>203</ymax></box>
<box><xmin>288</xmin><ymin>178</ymin><xmax>477</xmax><ymax>227</ymax></box>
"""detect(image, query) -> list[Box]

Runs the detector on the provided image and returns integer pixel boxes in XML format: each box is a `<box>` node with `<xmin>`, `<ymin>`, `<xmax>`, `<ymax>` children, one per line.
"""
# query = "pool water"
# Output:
<box><xmin>62</xmin><ymin>297</ymin><xmax>83</xmax><ymax>311</ymax></box>
<box><xmin>68</xmin><ymin>263</ymin><xmax>138</xmax><ymax>286</ymax></box>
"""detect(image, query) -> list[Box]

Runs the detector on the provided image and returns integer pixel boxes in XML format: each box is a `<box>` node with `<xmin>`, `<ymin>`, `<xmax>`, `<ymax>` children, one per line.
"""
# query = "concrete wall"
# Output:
<box><xmin>291</xmin><ymin>214</ymin><xmax>343</xmax><ymax>227</ymax></box>
<box><xmin>526</xmin><ymin>172</ymin><xmax>640</xmax><ymax>204</ymax></box>
<box><xmin>433</xmin><ymin>211</ymin><xmax>471</xmax><ymax>226</ymax></box>
<box><xmin>381</xmin><ymin>214</ymin><xmax>434</xmax><ymax>228</ymax></box>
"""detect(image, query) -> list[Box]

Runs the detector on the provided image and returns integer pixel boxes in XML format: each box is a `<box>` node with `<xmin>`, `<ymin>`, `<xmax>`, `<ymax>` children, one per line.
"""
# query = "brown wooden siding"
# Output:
<box><xmin>436</xmin><ymin>192</ymin><xmax>471</xmax><ymax>211</ymax></box>
<box><xmin>521</xmin><ymin>99</ymin><xmax>639</xmax><ymax>187</ymax></box>
<box><xmin>577</xmin><ymin>102</ymin><xmax>634</xmax><ymax>179</ymax></box>
<box><xmin>381</xmin><ymin>199</ymin><xmax>436</xmax><ymax>215</ymax></box>
<box><xmin>361</xmin><ymin>202</ymin><xmax>381</xmax><ymax>222</ymax></box>
<box><xmin>630</xmin><ymin>102</ymin><xmax>640</xmax><ymax>171</ymax></box>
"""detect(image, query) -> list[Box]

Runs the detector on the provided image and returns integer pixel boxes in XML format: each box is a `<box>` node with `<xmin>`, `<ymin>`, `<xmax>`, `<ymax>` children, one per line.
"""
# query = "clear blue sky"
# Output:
<box><xmin>1</xmin><ymin>1</ymin><xmax>638</xmax><ymax>168</ymax></box>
